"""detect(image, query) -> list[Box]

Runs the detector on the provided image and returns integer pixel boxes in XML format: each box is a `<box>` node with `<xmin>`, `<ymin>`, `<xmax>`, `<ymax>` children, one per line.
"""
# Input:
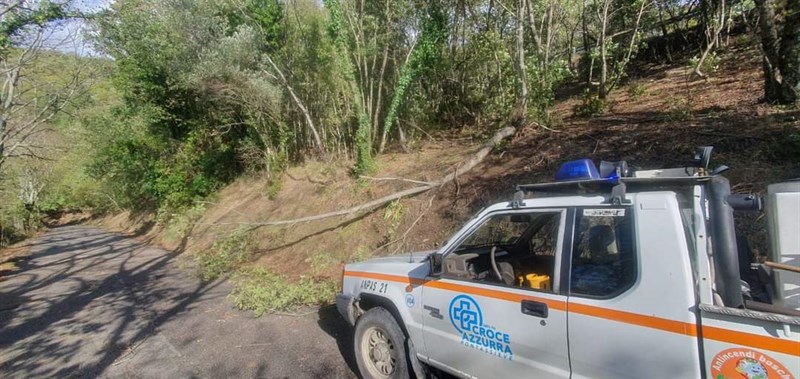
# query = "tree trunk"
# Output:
<box><xmin>656</xmin><ymin>0</ymin><xmax>673</xmax><ymax>62</ymax></box>
<box><xmin>0</xmin><ymin>116</ymin><xmax>6</xmax><ymax>169</ymax></box>
<box><xmin>515</xmin><ymin>0</ymin><xmax>529</xmax><ymax>122</ymax></box>
<box><xmin>373</xmin><ymin>43</ymin><xmax>389</xmax><ymax>151</ymax></box>
<box><xmin>526</xmin><ymin>0</ymin><xmax>544</xmax><ymax>54</ymax></box>
<box><xmin>754</xmin><ymin>0</ymin><xmax>783</xmax><ymax>103</ymax></box>
<box><xmin>264</xmin><ymin>55</ymin><xmax>325</xmax><ymax>154</ymax></box>
<box><xmin>599</xmin><ymin>0</ymin><xmax>610</xmax><ymax>99</ymax></box>
<box><xmin>0</xmin><ymin>65</ymin><xmax>20</xmax><ymax>170</ymax></box>
<box><xmin>378</xmin><ymin>40</ymin><xmax>415</xmax><ymax>154</ymax></box>
<box><xmin>777</xmin><ymin>0</ymin><xmax>799</xmax><ymax>104</ymax></box>
<box><xmin>694</xmin><ymin>0</ymin><xmax>725</xmax><ymax>78</ymax></box>
<box><xmin>543</xmin><ymin>0</ymin><xmax>555</xmax><ymax>78</ymax></box>
<box><xmin>581</xmin><ymin>2</ymin><xmax>592</xmax><ymax>84</ymax></box>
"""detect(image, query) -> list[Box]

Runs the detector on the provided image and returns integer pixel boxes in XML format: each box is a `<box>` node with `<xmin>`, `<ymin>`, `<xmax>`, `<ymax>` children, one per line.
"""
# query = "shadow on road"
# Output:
<box><xmin>317</xmin><ymin>305</ymin><xmax>360</xmax><ymax>378</ymax></box>
<box><xmin>0</xmin><ymin>226</ymin><xmax>221</xmax><ymax>378</ymax></box>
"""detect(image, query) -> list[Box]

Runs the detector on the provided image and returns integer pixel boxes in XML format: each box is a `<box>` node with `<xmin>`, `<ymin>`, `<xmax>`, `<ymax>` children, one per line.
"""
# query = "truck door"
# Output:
<box><xmin>566</xmin><ymin>196</ymin><xmax>703</xmax><ymax>378</ymax></box>
<box><xmin>420</xmin><ymin>209</ymin><xmax>571</xmax><ymax>378</ymax></box>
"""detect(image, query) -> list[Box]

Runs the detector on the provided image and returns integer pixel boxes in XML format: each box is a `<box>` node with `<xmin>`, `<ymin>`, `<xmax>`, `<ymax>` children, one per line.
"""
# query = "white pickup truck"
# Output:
<box><xmin>336</xmin><ymin>147</ymin><xmax>800</xmax><ymax>379</ymax></box>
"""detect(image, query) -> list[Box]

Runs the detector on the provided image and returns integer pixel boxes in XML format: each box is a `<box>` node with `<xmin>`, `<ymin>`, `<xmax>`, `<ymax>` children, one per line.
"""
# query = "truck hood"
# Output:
<box><xmin>345</xmin><ymin>250</ymin><xmax>434</xmax><ymax>277</ymax></box>
<box><xmin>359</xmin><ymin>250</ymin><xmax>434</xmax><ymax>264</ymax></box>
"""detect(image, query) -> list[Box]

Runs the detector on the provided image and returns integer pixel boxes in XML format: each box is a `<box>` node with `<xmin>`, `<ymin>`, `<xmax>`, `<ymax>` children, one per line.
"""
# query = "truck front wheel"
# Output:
<box><xmin>354</xmin><ymin>307</ymin><xmax>411</xmax><ymax>379</ymax></box>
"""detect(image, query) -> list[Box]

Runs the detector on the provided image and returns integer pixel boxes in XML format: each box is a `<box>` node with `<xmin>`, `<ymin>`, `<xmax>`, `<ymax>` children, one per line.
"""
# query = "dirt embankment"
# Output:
<box><xmin>96</xmin><ymin>37</ymin><xmax>799</xmax><ymax>285</ymax></box>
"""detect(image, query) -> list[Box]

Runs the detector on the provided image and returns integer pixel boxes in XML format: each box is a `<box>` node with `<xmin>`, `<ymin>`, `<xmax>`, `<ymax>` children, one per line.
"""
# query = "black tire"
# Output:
<box><xmin>354</xmin><ymin>307</ymin><xmax>411</xmax><ymax>379</ymax></box>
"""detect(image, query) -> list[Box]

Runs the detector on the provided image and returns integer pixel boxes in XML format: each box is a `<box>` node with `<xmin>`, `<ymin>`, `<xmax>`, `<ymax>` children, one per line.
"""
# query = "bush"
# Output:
<box><xmin>627</xmin><ymin>82</ymin><xmax>647</xmax><ymax>100</ymax></box>
<box><xmin>383</xmin><ymin>200</ymin><xmax>405</xmax><ymax>241</ymax></box>
<box><xmin>265</xmin><ymin>178</ymin><xmax>282</xmax><ymax>199</ymax></box>
<box><xmin>230</xmin><ymin>267</ymin><xmax>338</xmax><ymax>316</ymax></box>
<box><xmin>667</xmin><ymin>96</ymin><xmax>694</xmax><ymax>121</ymax></box>
<box><xmin>162</xmin><ymin>202</ymin><xmax>207</xmax><ymax>241</ymax></box>
<box><xmin>0</xmin><ymin>220</ymin><xmax>26</xmax><ymax>247</ymax></box>
<box><xmin>195</xmin><ymin>227</ymin><xmax>253</xmax><ymax>281</ymax></box>
<box><xmin>573</xmin><ymin>90</ymin><xmax>606</xmax><ymax>117</ymax></box>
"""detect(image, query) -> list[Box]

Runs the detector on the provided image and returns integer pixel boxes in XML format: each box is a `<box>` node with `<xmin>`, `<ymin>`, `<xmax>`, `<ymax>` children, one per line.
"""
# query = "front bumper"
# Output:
<box><xmin>336</xmin><ymin>294</ymin><xmax>357</xmax><ymax>326</ymax></box>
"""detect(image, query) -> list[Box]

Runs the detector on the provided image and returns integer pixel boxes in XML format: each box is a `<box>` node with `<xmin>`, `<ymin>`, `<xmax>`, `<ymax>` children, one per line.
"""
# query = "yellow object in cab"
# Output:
<box><xmin>525</xmin><ymin>274</ymin><xmax>551</xmax><ymax>290</ymax></box>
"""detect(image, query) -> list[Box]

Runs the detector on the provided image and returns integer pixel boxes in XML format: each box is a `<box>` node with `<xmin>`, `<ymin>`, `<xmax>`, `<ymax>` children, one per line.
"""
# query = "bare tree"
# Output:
<box><xmin>0</xmin><ymin>1</ymin><xmax>83</xmax><ymax>171</ymax></box>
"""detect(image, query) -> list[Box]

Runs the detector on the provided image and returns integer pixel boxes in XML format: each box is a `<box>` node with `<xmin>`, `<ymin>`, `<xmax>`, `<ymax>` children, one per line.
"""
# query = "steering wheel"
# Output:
<box><xmin>490</xmin><ymin>246</ymin><xmax>503</xmax><ymax>282</ymax></box>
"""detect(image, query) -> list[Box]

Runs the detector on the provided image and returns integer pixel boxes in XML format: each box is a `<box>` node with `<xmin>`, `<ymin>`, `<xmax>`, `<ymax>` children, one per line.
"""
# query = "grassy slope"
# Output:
<box><xmin>98</xmin><ymin>36</ymin><xmax>799</xmax><ymax>310</ymax></box>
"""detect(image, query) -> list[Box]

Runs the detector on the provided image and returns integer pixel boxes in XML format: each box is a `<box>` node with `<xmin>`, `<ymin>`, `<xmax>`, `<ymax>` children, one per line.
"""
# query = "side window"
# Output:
<box><xmin>460</xmin><ymin>215</ymin><xmax>529</xmax><ymax>247</ymax></box>
<box><xmin>570</xmin><ymin>208</ymin><xmax>636</xmax><ymax>298</ymax></box>
<box><xmin>443</xmin><ymin>211</ymin><xmax>562</xmax><ymax>293</ymax></box>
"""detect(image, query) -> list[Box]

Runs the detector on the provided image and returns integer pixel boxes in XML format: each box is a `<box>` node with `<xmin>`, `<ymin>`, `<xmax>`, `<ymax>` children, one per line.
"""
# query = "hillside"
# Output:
<box><xmin>96</xmin><ymin>37</ymin><xmax>799</xmax><ymax>313</ymax></box>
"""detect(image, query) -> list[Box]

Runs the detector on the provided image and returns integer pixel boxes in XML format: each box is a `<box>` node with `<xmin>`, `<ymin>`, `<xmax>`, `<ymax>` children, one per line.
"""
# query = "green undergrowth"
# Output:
<box><xmin>162</xmin><ymin>202</ymin><xmax>208</xmax><ymax>241</ymax></box>
<box><xmin>195</xmin><ymin>227</ymin><xmax>254</xmax><ymax>281</ymax></box>
<box><xmin>573</xmin><ymin>89</ymin><xmax>606</xmax><ymax>117</ymax></box>
<box><xmin>193</xmin><ymin>227</ymin><xmax>338</xmax><ymax>315</ymax></box>
<box><xmin>230</xmin><ymin>267</ymin><xmax>337</xmax><ymax>316</ymax></box>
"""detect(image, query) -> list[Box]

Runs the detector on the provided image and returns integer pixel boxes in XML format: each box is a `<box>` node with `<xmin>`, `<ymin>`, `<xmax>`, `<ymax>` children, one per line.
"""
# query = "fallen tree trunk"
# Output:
<box><xmin>239</xmin><ymin>126</ymin><xmax>516</xmax><ymax>229</ymax></box>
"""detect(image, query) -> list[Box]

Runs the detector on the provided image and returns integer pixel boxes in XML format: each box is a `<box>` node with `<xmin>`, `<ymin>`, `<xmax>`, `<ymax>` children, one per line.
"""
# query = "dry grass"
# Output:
<box><xmin>0</xmin><ymin>240</ymin><xmax>36</xmax><ymax>281</ymax></box>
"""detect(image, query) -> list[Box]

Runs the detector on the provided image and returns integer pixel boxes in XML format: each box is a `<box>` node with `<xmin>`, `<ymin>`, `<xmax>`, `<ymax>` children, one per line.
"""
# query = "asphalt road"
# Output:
<box><xmin>0</xmin><ymin>226</ymin><xmax>358</xmax><ymax>378</ymax></box>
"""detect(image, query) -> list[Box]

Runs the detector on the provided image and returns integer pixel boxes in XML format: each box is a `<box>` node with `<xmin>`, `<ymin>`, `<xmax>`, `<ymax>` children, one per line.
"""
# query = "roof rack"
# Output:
<box><xmin>509</xmin><ymin>146</ymin><xmax>721</xmax><ymax>207</ymax></box>
<box><xmin>510</xmin><ymin>175</ymin><xmax>713</xmax><ymax>207</ymax></box>
<box><xmin>515</xmin><ymin>175</ymin><xmax>712</xmax><ymax>193</ymax></box>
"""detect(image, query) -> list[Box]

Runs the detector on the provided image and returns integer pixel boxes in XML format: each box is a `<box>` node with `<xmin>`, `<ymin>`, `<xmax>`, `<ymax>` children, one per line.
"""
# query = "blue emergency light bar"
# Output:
<box><xmin>554</xmin><ymin>159</ymin><xmax>601</xmax><ymax>181</ymax></box>
<box><xmin>554</xmin><ymin>159</ymin><xmax>631</xmax><ymax>182</ymax></box>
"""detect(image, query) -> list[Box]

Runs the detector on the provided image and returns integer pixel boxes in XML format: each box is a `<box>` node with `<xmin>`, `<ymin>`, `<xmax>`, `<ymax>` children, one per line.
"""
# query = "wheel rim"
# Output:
<box><xmin>360</xmin><ymin>326</ymin><xmax>397</xmax><ymax>378</ymax></box>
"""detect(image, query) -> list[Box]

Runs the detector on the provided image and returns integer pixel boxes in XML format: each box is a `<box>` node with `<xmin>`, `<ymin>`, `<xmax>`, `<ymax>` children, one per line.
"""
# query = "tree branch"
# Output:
<box><xmin>213</xmin><ymin>127</ymin><xmax>517</xmax><ymax>229</ymax></box>
<box><xmin>359</xmin><ymin>176</ymin><xmax>437</xmax><ymax>186</ymax></box>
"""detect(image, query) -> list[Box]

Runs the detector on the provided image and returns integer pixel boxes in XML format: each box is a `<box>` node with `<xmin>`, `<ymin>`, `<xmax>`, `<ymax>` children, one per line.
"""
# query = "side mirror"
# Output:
<box><xmin>429</xmin><ymin>253</ymin><xmax>443</xmax><ymax>276</ymax></box>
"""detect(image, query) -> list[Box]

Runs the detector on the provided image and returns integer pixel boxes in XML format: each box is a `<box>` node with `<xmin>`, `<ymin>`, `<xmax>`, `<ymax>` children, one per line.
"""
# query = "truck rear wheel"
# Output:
<box><xmin>354</xmin><ymin>307</ymin><xmax>410</xmax><ymax>379</ymax></box>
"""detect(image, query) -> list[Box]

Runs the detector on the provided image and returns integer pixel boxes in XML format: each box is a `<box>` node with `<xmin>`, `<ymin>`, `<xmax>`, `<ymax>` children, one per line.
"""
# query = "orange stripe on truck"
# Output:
<box><xmin>343</xmin><ymin>271</ymin><xmax>799</xmax><ymax>356</ymax></box>
<box><xmin>568</xmin><ymin>302</ymin><xmax>698</xmax><ymax>336</ymax></box>
<box><xmin>702</xmin><ymin>325</ymin><xmax>800</xmax><ymax>357</ymax></box>
<box><xmin>425</xmin><ymin>278</ymin><xmax>568</xmax><ymax>311</ymax></box>
<box><xmin>344</xmin><ymin>270</ymin><xmax>566</xmax><ymax>310</ymax></box>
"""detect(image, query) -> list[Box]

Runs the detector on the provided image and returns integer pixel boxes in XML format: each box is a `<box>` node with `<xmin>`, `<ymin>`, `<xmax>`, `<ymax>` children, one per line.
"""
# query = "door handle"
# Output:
<box><xmin>521</xmin><ymin>300</ymin><xmax>548</xmax><ymax>318</ymax></box>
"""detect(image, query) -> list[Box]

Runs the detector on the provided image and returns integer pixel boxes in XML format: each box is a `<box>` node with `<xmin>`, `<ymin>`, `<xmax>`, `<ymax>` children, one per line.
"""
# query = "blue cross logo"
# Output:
<box><xmin>449</xmin><ymin>295</ymin><xmax>483</xmax><ymax>334</ymax></box>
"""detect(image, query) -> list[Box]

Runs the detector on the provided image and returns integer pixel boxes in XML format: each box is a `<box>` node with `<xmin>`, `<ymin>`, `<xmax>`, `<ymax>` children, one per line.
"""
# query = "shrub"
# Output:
<box><xmin>265</xmin><ymin>178</ymin><xmax>281</xmax><ymax>199</ymax></box>
<box><xmin>195</xmin><ymin>227</ymin><xmax>253</xmax><ymax>281</ymax></box>
<box><xmin>230</xmin><ymin>267</ymin><xmax>338</xmax><ymax>316</ymax></box>
<box><xmin>163</xmin><ymin>202</ymin><xmax>207</xmax><ymax>241</ymax></box>
<box><xmin>627</xmin><ymin>82</ymin><xmax>647</xmax><ymax>101</ymax></box>
<box><xmin>667</xmin><ymin>96</ymin><xmax>694</xmax><ymax>121</ymax></box>
<box><xmin>383</xmin><ymin>200</ymin><xmax>405</xmax><ymax>241</ymax></box>
<box><xmin>573</xmin><ymin>90</ymin><xmax>606</xmax><ymax>117</ymax></box>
